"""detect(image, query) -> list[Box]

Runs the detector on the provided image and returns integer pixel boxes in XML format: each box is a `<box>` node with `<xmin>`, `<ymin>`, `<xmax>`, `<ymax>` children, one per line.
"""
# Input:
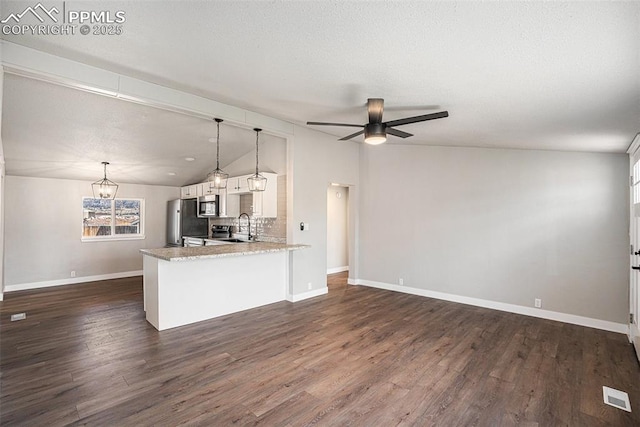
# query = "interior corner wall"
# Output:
<box><xmin>4</xmin><ymin>176</ymin><xmax>179</xmax><ymax>289</ymax></box>
<box><xmin>358</xmin><ymin>145</ymin><xmax>629</xmax><ymax>324</ymax></box>
<box><xmin>290</xmin><ymin>125</ymin><xmax>359</xmax><ymax>295</ymax></box>
<box><xmin>327</xmin><ymin>186</ymin><xmax>348</xmax><ymax>271</ymax></box>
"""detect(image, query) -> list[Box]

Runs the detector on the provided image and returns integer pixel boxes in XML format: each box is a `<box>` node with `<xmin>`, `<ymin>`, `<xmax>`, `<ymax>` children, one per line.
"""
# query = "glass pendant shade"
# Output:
<box><xmin>249</xmin><ymin>128</ymin><xmax>267</xmax><ymax>192</ymax></box>
<box><xmin>248</xmin><ymin>173</ymin><xmax>267</xmax><ymax>191</ymax></box>
<box><xmin>208</xmin><ymin>169</ymin><xmax>229</xmax><ymax>189</ymax></box>
<box><xmin>92</xmin><ymin>162</ymin><xmax>118</xmax><ymax>199</ymax></box>
<box><xmin>207</xmin><ymin>118</ymin><xmax>228</xmax><ymax>189</ymax></box>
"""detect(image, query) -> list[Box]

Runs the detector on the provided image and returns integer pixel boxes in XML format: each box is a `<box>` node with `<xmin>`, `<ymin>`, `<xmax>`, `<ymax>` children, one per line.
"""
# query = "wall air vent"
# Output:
<box><xmin>602</xmin><ymin>386</ymin><xmax>631</xmax><ymax>412</ymax></box>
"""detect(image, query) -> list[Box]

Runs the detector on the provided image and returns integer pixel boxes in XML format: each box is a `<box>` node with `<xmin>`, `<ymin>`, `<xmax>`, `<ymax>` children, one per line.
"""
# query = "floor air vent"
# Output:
<box><xmin>603</xmin><ymin>386</ymin><xmax>631</xmax><ymax>412</ymax></box>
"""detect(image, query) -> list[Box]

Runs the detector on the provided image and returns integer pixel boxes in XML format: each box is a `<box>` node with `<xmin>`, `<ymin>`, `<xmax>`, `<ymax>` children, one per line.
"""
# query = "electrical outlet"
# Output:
<box><xmin>399</xmin><ymin>278</ymin><xmax>404</xmax><ymax>286</ymax></box>
<box><xmin>11</xmin><ymin>313</ymin><xmax>26</xmax><ymax>321</ymax></box>
<box><xmin>308</xmin><ymin>282</ymin><xmax>312</xmax><ymax>290</ymax></box>
<box><xmin>535</xmin><ymin>298</ymin><xmax>542</xmax><ymax>308</ymax></box>
<box><xmin>70</xmin><ymin>270</ymin><xmax>76</xmax><ymax>278</ymax></box>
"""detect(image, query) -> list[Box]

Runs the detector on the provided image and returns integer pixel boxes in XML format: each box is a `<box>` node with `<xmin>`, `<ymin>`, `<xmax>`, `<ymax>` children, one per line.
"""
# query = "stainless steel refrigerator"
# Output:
<box><xmin>166</xmin><ymin>199</ymin><xmax>209</xmax><ymax>247</ymax></box>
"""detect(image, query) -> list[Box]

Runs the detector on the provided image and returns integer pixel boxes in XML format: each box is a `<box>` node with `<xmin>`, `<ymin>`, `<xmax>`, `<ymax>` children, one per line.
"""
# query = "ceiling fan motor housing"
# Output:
<box><xmin>306</xmin><ymin>98</ymin><xmax>448</xmax><ymax>143</ymax></box>
<box><xmin>364</xmin><ymin>122</ymin><xmax>386</xmax><ymax>145</ymax></box>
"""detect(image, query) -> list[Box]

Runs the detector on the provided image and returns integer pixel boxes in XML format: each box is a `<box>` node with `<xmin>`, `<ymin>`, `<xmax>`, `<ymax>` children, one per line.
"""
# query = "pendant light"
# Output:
<box><xmin>207</xmin><ymin>118</ymin><xmax>229</xmax><ymax>189</ymax></box>
<box><xmin>247</xmin><ymin>128</ymin><xmax>267</xmax><ymax>192</ymax></box>
<box><xmin>92</xmin><ymin>161</ymin><xmax>118</xmax><ymax>199</ymax></box>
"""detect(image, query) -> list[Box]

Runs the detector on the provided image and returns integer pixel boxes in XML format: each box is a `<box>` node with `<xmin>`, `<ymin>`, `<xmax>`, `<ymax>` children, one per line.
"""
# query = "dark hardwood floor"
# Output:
<box><xmin>1</xmin><ymin>272</ymin><xmax>639</xmax><ymax>426</ymax></box>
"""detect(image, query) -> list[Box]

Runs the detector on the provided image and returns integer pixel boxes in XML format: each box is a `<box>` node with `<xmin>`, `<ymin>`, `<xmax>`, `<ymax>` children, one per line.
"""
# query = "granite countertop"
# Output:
<box><xmin>140</xmin><ymin>242</ymin><xmax>310</xmax><ymax>262</ymax></box>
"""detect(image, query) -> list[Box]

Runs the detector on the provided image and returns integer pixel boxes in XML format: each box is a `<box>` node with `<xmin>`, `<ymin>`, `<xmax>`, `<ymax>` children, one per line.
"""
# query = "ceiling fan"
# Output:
<box><xmin>307</xmin><ymin>98</ymin><xmax>448</xmax><ymax>145</ymax></box>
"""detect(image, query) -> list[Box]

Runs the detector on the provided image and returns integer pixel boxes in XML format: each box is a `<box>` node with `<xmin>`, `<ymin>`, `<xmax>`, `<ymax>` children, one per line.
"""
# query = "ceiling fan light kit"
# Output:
<box><xmin>307</xmin><ymin>98</ymin><xmax>449</xmax><ymax>145</ymax></box>
<box><xmin>247</xmin><ymin>128</ymin><xmax>267</xmax><ymax>192</ymax></box>
<box><xmin>92</xmin><ymin>161</ymin><xmax>118</xmax><ymax>199</ymax></box>
<box><xmin>207</xmin><ymin>118</ymin><xmax>229</xmax><ymax>189</ymax></box>
<box><xmin>364</xmin><ymin>122</ymin><xmax>387</xmax><ymax>145</ymax></box>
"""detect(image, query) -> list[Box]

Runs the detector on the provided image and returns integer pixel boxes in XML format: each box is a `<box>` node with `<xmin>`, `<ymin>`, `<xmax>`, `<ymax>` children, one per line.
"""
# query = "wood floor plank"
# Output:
<box><xmin>2</xmin><ymin>273</ymin><xmax>639</xmax><ymax>425</ymax></box>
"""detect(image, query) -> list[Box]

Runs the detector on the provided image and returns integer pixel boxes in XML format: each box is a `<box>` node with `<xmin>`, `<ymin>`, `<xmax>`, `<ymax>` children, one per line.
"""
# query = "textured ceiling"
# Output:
<box><xmin>1</xmin><ymin>1</ymin><xmax>639</xmax><ymax>184</ymax></box>
<box><xmin>2</xmin><ymin>74</ymin><xmax>284</xmax><ymax>186</ymax></box>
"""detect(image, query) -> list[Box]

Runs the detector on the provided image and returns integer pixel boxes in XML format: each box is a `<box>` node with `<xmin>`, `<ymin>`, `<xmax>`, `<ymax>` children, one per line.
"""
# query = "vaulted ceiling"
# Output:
<box><xmin>1</xmin><ymin>1</ymin><xmax>639</xmax><ymax>185</ymax></box>
<box><xmin>2</xmin><ymin>74</ymin><xmax>284</xmax><ymax>186</ymax></box>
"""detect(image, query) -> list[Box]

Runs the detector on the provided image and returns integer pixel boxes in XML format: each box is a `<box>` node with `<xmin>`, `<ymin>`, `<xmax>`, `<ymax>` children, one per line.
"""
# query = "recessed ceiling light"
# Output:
<box><xmin>167</xmin><ymin>172</ymin><xmax>176</xmax><ymax>176</ymax></box>
<box><xmin>184</xmin><ymin>157</ymin><xmax>195</xmax><ymax>162</ymax></box>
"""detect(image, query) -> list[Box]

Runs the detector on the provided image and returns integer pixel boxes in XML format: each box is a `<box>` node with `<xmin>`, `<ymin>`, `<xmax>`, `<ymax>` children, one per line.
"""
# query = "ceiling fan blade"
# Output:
<box><xmin>367</xmin><ymin>98</ymin><xmax>384</xmax><ymax>124</ymax></box>
<box><xmin>383</xmin><ymin>111</ymin><xmax>449</xmax><ymax>128</ymax></box>
<box><xmin>386</xmin><ymin>127</ymin><xmax>413</xmax><ymax>138</ymax></box>
<box><xmin>339</xmin><ymin>130</ymin><xmax>365</xmax><ymax>141</ymax></box>
<box><xmin>307</xmin><ymin>121</ymin><xmax>363</xmax><ymax>128</ymax></box>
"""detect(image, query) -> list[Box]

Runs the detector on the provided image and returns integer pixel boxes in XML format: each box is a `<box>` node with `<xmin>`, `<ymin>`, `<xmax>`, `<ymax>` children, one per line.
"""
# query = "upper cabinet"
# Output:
<box><xmin>180</xmin><ymin>182</ymin><xmax>224</xmax><ymax>199</ymax></box>
<box><xmin>180</xmin><ymin>184</ymin><xmax>199</xmax><ymax>199</ymax></box>
<box><xmin>181</xmin><ymin>173</ymin><xmax>277</xmax><ymax>217</ymax></box>
<box><xmin>226</xmin><ymin>173</ymin><xmax>278</xmax><ymax>218</ymax></box>
<box><xmin>227</xmin><ymin>174</ymin><xmax>252</xmax><ymax>195</ymax></box>
<box><xmin>199</xmin><ymin>181</ymin><xmax>219</xmax><ymax>197</ymax></box>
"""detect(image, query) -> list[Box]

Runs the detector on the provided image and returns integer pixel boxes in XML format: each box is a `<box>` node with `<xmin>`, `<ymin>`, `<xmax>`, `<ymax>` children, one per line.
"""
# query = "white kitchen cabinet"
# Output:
<box><xmin>198</xmin><ymin>182</ymin><xmax>229</xmax><ymax>197</ymax></box>
<box><xmin>225</xmin><ymin>172</ymin><xmax>277</xmax><ymax>218</ymax></box>
<box><xmin>199</xmin><ymin>181</ymin><xmax>219</xmax><ymax>197</ymax></box>
<box><xmin>180</xmin><ymin>184</ymin><xmax>199</xmax><ymax>199</ymax></box>
<box><xmin>226</xmin><ymin>176</ymin><xmax>239</xmax><ymax>194</ymax></box>
<box><xmin>227</xmin><ymin>174</ymin><xmax>252</xmax><ymax>195</ymax></box>
<box><xmin>237</xmin><ymin>175</ymin><xmax>251</xmax><ymax>194</ymax></box>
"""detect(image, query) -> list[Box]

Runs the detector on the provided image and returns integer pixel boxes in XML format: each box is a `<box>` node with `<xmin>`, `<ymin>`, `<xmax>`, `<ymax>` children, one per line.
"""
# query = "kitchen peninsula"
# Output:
<box><xmin>140</xmin><ymin>242</ymin><xmax>308</xmax><ymax>330</ymax></box>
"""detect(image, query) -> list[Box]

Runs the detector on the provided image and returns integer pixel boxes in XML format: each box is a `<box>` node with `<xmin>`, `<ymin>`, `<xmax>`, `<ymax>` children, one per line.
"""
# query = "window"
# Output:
<box><xmin>82</xmin><ymin>197</ymin><xmax>144</xmax><ymax>241</ymax></box>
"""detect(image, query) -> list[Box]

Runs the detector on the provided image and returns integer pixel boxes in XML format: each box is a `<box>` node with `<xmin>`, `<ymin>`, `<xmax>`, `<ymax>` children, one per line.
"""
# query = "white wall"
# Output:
<box><xmin>222</xmin><ymin>136</ymin><xmax>286</xmax><ymax>176</ymax></box>
<box><xmin>358</xmin><ymin>145</ymin><xmax>629</xmax><ymax>324</ymax></box>
<box><xmin>4</xmin><ymin>176</ymin><xmax>179</xmax><ymax>289</ymax></box>
<box><xmin>327</xmin><ymin>186</ymin><xmax>349</xmax><ymax>272</ymax></box>
<box><xmin>0</xmin><ymin>67</ymin><xmax>4</xmax><ymax>300</ymax></box>
<box><xmin>289</xmin><ymin>125</ymin><xmax>359</xmax><ymax>295</ymax></box>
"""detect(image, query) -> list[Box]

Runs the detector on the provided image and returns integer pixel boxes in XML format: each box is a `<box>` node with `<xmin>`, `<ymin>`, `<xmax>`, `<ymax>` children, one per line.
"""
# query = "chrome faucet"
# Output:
<box><xmin>238</xmin><ymin>213</ymin><xmax>252</xmax><ymax>241</ymax></box>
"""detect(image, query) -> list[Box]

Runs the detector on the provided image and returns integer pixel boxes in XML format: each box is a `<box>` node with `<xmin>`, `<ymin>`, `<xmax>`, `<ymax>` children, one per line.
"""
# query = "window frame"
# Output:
<box><xmin>81</xmin><ymin>197</ymin><xmax>145</xmax><ymax>242</ymax></box>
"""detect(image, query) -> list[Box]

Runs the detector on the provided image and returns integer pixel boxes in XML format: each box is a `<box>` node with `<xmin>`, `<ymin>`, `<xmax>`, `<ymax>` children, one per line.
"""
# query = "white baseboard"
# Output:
<box><xmin>287</xmin><ymin>286</ymin><xmax>328</xmax><ymax>302</ymax></box>
<box><xmin>327</xmin><ymin>266</ymin><xmax>349</xmax><ymax>274</ymax></box>
<box><xmin>347</xmin><ymin>278</ymin><xmax>357</xmax><ymax>285</ymax></box>
<box><xmin>5</xmin><ymin>270</ymin><xmax>143</xmax><ymax>292</ymax></box>
<box><xmin>353</xmin><ymin>278</ymin><xmax>628</xmax><ymax>335</ymax></box>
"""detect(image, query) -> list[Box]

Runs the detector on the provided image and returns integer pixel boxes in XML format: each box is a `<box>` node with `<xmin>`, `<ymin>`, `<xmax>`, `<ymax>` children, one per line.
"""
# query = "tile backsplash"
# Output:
<box><xmin>209</xmin><ymin>175</ymin><xmax>287</xmax><ymax>243</ymax></box>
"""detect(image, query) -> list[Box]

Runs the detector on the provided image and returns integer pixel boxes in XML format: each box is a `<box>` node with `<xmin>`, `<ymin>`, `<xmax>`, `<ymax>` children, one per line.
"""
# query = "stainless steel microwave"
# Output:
<box><xmin>197</xmin><ymin>195</ymin><xmax>218</xmax><ymax>217</ymax></box>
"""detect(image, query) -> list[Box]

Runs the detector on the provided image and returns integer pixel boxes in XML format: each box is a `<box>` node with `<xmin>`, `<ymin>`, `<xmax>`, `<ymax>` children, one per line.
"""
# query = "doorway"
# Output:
<box><xmin>327</xmin><ymin>185</ymin><xmax>349</xmax><ymax>290</ymax></box>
